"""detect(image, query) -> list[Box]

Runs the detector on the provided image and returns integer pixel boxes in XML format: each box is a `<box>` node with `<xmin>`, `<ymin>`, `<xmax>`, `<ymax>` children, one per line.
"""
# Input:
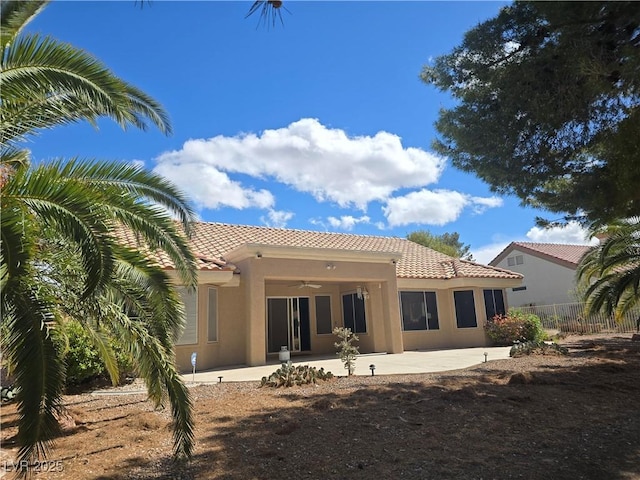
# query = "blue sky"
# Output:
<box><xmin>25</xmin><ymin>1</ymin><xmax>596</xmax><ymax>263</ymax></box>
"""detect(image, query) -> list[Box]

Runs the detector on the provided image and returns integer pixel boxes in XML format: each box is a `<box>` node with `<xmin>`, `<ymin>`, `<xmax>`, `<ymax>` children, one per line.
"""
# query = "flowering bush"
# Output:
<box><xmin>485</xmin><ymin>310</ymin><xmax>545</xmax><ymax>346</ymax></box>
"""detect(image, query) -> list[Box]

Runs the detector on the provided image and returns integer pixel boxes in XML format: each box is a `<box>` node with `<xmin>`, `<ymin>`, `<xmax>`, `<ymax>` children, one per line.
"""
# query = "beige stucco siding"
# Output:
<box><xmin>174</xmin><ymin>284</ymin><xmax>246</xmax><ymax>372</ymax></box>
<box><xmin>235</xmin><ymin>256</ymin><xmax>402</xmax><ymax>365</ymax></box>
<box><xmin>397</xmin><ymin>281</ymin><xmax>518</xmax><ymax>351</ymax></box>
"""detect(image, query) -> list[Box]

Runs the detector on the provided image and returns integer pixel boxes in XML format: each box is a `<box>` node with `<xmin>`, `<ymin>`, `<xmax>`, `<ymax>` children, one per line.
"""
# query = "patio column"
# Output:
<box><xmin>381</xmin><ymin>279</ymin><xmax>403</xmax><ymax>354</ymax></box>
<box><xmin>245</xmin><ymin>265</ymin><xmax>266</xmax><ymax>366</ymax></box>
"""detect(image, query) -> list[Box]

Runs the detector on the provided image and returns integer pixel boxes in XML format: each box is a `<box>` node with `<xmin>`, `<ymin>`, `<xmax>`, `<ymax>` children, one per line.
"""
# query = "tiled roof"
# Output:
<box><xmin>490</xmin><ymin>242</ymin><xmax>592</xmax><ymax>269</ymax></box>
<box><xmin>166</xmin><ymin>222</ymin><xmax>521</xmax><ymax>280</ymax></box>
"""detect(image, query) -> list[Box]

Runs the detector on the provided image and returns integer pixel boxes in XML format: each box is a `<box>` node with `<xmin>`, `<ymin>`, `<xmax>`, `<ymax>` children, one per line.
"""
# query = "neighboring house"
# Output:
<box><xmin>489</xmin><ymin>242</ymin><xmax>591</xmax><ymax>308</ymax></box>
<box><xmin>124</xmin><ymin>222</ymin><xmax>522</xmax><ymax>372</ymax></box>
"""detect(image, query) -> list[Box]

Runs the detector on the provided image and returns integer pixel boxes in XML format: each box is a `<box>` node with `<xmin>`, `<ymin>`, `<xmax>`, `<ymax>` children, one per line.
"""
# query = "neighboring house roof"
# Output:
<box><xmin>130</xmin><ymin>222</ymin><xmax>521</xmax><ymax>281</ymax></box>
<box><xmin>489</xmin><ymin>242</ymin><xmax>592</xmax><ymax>270</ymax></box>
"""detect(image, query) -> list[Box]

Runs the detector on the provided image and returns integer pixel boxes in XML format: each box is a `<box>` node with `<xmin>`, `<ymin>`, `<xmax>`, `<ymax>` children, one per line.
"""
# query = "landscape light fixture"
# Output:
<box><xmin>484</xmin><ymin>352</ymin><xmax>488</xmax><ymax>363</ymax></box>
<box><xmin>369</xmin><ymin>364</ymin><xmax>376</xmax><ymax>376</ymax></box>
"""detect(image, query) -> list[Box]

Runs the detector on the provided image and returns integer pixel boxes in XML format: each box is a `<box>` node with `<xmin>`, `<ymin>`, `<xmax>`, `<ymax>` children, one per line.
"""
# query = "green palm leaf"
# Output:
<box><xmin>577</xmin><ymin>217</ymin><xmax>640</xmax><ymax>321</ymax></box>
<box><xmin>1</xmin><ymin>0</ymin><xmax>197</xmax><ymax>466</ymax></box>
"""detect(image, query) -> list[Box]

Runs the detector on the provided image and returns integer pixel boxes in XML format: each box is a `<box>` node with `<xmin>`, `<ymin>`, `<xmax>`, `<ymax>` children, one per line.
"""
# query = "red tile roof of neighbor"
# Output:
<box><xmin>131</xmin><ymin>222</ymin><xmax>521</xmax><ymax>281</ymax></box>
<box><xmin>490</xmin><ymin>242</ymin><xmax>593</xmax><ymax>269</ymax></box>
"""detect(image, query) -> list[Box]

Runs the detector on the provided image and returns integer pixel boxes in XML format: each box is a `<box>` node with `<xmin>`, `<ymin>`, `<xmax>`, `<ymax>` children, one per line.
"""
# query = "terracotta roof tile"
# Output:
<box><xmin>491</xmin><ymin>242</ymin><xmax>592</xmax><ymax>269</ymax></box>
<box><xmin>178</xmin><ymin>222</ymin><xmax>522</xmax><ymax>280</ymax></box>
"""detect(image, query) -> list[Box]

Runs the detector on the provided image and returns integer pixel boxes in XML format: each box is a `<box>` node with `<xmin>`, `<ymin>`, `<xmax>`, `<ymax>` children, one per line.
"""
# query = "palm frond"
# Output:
<box><xmin>3</xmin><ymin>280</ymin><xmax>65</xmax><ymax>465</ymax></box>
<box><xmin>0</xmin><ymin>0</ymin><xmax>48</xmax><ymax>49</ymax></box>
<box><xmin>3</xmin><ymin>161</ymin><xmax>117</xmax><ymax>298</ymax></box>
<box><xmin>577</xmin><ymin>217</ymin><xmax>640</xmax><ymax>320</ymax></box>
<box><xmin>1</xmin><ymin>33</ymin><xmax>171</xmax><ymax>146</ymax></box>
<box><xmin>110</xmin><ymin>312</ymin><xmax>194</xmax><ymax>459</ymax></box>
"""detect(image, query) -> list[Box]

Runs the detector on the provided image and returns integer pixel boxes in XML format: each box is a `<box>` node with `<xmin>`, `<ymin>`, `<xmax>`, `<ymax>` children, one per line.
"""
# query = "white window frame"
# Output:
<box><xmin>207</xmin><ymin>287</ymin><xmax>218</xmax><ymax>343</ymax></box>
<box><xmin>176</xmin><ymin>286</ymin><xmax>198</xmax><ymax>345</ymax></box>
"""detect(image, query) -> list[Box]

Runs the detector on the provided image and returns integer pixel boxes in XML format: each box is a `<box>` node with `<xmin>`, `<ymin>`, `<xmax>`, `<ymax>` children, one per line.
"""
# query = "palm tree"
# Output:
<box><xmin>1</xmin><ymin>0</ymin><xmax>197</xmax><ymax>466</ymax></box>
<box><xmin>576</xmin><ymin>217</ymin><xmax>640</xmax><ymax>323</ymax></box>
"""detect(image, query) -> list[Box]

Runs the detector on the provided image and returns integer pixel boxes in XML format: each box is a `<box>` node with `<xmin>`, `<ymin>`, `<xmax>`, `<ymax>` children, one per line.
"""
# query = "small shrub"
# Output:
<box><xmin>56</xmin><ymin>319</ymin><xmax>135</xmax><ymax>386</ymax></box>
<box><xmin>333</xmin><ymin>326</ymin><xmax>359</xmax><ymax>375</ymax></box>
<box><xmin>510</xmin><ymin>341</ymin><xmax>568</xmax><ymax>357</ymax></box>
<box><xmin>485</xmin><ymin>310</ymin><xmax>546</xmax><ymax>346</ymax></box>
<box><xmin>260</xmin><ymin>364</ymin><xmax>333</xmax><ymax>388</ymax></box>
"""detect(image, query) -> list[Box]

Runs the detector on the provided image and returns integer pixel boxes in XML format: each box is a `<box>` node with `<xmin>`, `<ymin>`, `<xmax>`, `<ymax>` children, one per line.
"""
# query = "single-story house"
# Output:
<box><xmin>133</xmin><ymin>222</ymin><xmax>523</xmax><ymax>372</ymax></box>
<box><xmin>489</xmin><ymin>242</ymin><xmax>591</xmax><ymax>307</ymax></box>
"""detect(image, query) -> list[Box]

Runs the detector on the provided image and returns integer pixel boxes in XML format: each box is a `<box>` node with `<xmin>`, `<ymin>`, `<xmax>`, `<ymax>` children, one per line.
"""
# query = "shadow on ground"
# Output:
<box><xmin>84</xmin><ymin>337</ymin><xmax>640</xmax><ymax>480</ymax></box>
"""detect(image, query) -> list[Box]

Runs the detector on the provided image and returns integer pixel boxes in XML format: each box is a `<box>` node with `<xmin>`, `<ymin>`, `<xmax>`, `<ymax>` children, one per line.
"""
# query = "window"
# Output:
<box><xmin>483</xmin><ymin>289</ymin><xmax>505</xmax><ymax>320</ymax></box>
<box><xmin>454</xmin><ymin>290</ymin><xmax>477</xmax><ymax>328</ymax></box>
<box><xmin>176</xmin><ymin>287</ymin><xmax>198</xmax><ymax>345</ymax></box>
<box><xmin>342</xmin><ymin>292</ymin><xmax>366</xmax><ymax>333</ymax></box>
<box><xmin>207</xmin><ymin>287</ymin><xmax>218</xmax><ymax>342</ymax></box>
<box><xmin>315</xmin><ymin>295</ymin><xmax>332</xmax><ymax>334</ymax></box>
<box><xmin>399</xmin><ymin>291</ymin><xmax>439</xmax><ymax>331</ymax></box>
<box><xmin>507</xmin><ymin>255</ymin><xmax>524</xmax><ymax>267</ymax></box>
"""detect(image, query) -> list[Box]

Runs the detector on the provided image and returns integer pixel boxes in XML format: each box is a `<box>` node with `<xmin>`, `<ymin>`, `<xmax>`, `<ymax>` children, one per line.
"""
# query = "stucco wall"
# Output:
<box><xmin>174</xmin><ymin>284</ymin><xmax>247</xmax><ymax>372</ymax></box>
<box><xmin>493</xmin><ymin>250</ymin><xmax>578</xmax><ymax>306</ymax></box>
<box><xmin>173</xmin><ymin>260</ymin><xmax>516</xmax><ymax>372</ymax></box>
<box><xmin>400</xmin><ymin>287</ymin><xmax>491</xmax><ymax>351</ymax></box>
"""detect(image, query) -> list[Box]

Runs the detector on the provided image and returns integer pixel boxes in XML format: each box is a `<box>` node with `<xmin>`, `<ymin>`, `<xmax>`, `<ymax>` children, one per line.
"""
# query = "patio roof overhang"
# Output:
<box><xmin>224</xmin><ymin>243</ymin><xmax>402</xmax><ymax>265</ymax></box>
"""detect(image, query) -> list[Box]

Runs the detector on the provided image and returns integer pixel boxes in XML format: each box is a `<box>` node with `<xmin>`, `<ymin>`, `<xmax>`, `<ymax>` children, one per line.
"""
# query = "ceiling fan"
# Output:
<box><xmin>290</xmin><ymin>281</ymin><xmax>322</xmax><ymax>289</ymax></box>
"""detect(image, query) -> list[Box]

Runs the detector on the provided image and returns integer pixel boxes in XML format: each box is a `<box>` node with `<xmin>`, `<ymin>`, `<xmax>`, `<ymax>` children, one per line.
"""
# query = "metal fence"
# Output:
<box><xmin>516</xmin><ymin>302</ymin><xmax>640</xmax><ymax>334</ymax></box>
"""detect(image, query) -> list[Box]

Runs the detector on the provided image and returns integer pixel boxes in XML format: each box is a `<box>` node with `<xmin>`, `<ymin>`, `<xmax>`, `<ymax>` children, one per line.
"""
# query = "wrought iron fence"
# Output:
<box><xmin>516</xmin><ymin>303</ymin><xmax>640</xmax><ymax>334</ymax></box>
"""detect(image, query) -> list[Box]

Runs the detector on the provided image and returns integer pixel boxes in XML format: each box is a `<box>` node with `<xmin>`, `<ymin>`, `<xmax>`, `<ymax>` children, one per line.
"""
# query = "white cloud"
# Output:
<box><xmin>261</xmin><ymin>209</ymin><xmax>294</xmax><ymax>228</ymax></box>
<box><xmin>154</xmin><ymin>118</ymin><xmax>445</xmax><ymax>210</ymax></box>
<box><xmin>472</xmin><ymin>241</ymin><xmax>512</xmax><ymax>265</ymax></box>
<box><xmin>327</xmin><ymin>215</ymin><xmax>371</xmax><ymax>231</ymax></box>
<box><xmin>153</xmin><ymin>161</ymin><xmax>274</xmax><ymax>210</ymax></box>
<box><xmin>469</xmin><ymin>196</ymin><xmax>503</xmax><ymax>214</ymax></box>
<box><xmin>382</xmin><ymin>189</ymin><xmax>502</xmax><ymax>227</ymax></box>
<box><xmin>526</xmin><ymin>221</ymin><xmax>598</xmax><ymax>245</ymax></box>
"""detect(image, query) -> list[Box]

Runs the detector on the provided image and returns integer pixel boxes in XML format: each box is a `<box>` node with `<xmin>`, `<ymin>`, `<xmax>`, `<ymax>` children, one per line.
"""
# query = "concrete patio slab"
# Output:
<box><xmin>181</xmin><ymin>346</ymin><xmax>512</xmax><ymax>384</ymax></box>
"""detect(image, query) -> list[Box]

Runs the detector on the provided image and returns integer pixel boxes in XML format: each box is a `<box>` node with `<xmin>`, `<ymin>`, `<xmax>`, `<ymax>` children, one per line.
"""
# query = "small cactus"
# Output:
<box><xmin>260</xmin><ymin>364</ymin><xmax>333</xmax><ymax>388</ymax></box>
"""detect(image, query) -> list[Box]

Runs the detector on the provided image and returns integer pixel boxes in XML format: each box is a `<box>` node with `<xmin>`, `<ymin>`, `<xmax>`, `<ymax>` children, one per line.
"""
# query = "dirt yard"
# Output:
<box><xmin>1</xmin><ymin>334</ymin><xmax>639</xmax><ymax>480</ymax></box>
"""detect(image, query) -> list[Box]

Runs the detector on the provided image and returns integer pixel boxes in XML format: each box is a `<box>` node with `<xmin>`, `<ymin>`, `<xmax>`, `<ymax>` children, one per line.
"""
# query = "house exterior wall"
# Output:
<box><xmin>174</xmin><ymin>284</ymin><xmax>247</xmax><ymax>373</ymax></box>
<box><xmin>492</xmin><ymin>249</ymin><xmax>578</xmax><ymax>306</ymax></box>
<box><xmin>399</xmin><ymin>286</ymin><xmax>497</xmax><ymax>351</ymax></box>
<box><xmin>173</xmin><ymin>261</ymin><xmax>518</xmax><ymax>373</ymax></box>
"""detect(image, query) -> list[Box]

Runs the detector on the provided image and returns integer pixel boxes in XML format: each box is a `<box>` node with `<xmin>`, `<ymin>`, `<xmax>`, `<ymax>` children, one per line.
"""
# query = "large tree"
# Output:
<box><xmin>422</xmin><ymin>1</ymin><xmax>640</xmax><ymax>227</ymax></box>
<box><xmin>407</xmin><ymin>230</ymin><xmax>474</xmax><ymax>261</ymax></box>
<box><xmin>576</xmin><ymin>218</ymin><xmax>640</xmax><ymax>322</ymax></box>
<box><xmin>1</xmin><ymin>0</ymin><xmax>196</xmax><ymax>466</ymax></box>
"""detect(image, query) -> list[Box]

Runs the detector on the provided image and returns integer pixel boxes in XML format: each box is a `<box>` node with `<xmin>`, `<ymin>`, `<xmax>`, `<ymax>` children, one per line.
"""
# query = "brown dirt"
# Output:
<box><xmin>2</xmin><ymin>334</ymin><xmax>640</xmax><ymax>480</ymax></box>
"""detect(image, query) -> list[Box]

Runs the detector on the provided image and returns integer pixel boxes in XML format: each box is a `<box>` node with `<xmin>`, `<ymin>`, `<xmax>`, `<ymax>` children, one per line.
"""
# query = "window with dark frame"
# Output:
<box><xmin>454</xmin><ymin>290</ymin><xmax>478</xmax><ymax>328</ymax></box>
<box><xmin>483</xmin><ymin>289</ymin><xmax>505</xmax><ymax>321</ymax></box>
<box><xmin>315</xmin><ymin>295</ymin><xmax>332</xmax><ymax>334</ymax></box>
<box><xmin>342</xmin><ymin>292</ymin><xmax>366</xmax><ymax>334</ymax></box>
<box><xmin>399</xmin><ymin>291</ymin><xmax>439</xmax><ymax>331</ymax></box>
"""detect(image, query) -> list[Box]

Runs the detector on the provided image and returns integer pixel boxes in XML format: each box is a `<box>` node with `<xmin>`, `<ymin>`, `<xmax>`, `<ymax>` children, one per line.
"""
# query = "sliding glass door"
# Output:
<box><xmin>267</xmin><ymin>297</ymin><xmax>311</xmax><ymax>353</ymax></box>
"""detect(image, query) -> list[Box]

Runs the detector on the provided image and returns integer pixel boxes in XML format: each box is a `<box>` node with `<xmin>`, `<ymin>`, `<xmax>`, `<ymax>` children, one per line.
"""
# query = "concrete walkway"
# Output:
<box><xmin>181</xmin><ymin>346</ymin><xmax>512</xmax><ymax>384</ymax></box>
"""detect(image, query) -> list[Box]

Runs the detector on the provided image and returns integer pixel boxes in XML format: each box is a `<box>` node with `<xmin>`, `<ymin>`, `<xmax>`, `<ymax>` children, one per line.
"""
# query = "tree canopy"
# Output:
<box><xmin>422</xmin><ymin>1</ymin><xmax>640</xmax><ymax>227</ymax></box>
<box><xmin>407</xmin><ymin>230</ymin><xmax>474</xmax><ymax>261</ymax></box>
